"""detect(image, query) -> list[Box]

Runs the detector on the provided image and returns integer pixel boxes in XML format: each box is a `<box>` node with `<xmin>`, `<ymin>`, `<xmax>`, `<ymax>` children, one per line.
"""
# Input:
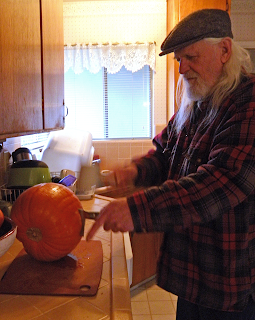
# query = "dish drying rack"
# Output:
<box><xmin>0</xmin><ymin>186</ymin><xmax>24</xmax><ymax>204</ymax></box>
<box><xmin>0</xmin><ymin>171</ymin><xmax>79</xmax><ymax>204</ymax></box>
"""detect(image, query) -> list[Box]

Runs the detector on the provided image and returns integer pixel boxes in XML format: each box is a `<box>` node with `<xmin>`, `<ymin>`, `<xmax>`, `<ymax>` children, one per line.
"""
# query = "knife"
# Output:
<box><xmin>78</xmin><ymin>208</ymin><xmax>100</xmax><ymax>237</ymax></box>
<box><xmin>79</xmin><ymin>208</ymin><xmax>100</xmax><ymax>220</ymax></box>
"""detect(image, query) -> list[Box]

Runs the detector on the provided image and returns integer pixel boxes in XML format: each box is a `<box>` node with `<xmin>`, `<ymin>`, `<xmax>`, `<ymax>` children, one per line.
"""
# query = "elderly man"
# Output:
<box><xmin>87</xmin><ymin>9</ymin><xmax>255</xmax><ymax>319</ymax></box>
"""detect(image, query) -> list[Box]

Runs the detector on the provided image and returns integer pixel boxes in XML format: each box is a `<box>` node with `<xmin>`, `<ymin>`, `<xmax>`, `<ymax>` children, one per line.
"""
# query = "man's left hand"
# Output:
<box><xmin>86</xmin><ymin>198</ymin><xmax>134</xmax><ymax>240</ymax></box>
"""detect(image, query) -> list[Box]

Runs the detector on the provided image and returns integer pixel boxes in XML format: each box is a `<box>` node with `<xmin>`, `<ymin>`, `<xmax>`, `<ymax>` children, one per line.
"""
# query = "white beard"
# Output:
<box><xmin>183</xmin><ymin>72</ymin><xmax>211</xmax><ymax>101</ymax></box>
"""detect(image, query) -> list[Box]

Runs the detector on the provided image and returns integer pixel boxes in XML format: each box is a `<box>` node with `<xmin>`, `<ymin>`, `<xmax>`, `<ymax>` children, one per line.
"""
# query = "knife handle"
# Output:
<box><xmin>78</xmin><ymin>209</ymin><xmax>100</xmax><ymax>220</ymax></box>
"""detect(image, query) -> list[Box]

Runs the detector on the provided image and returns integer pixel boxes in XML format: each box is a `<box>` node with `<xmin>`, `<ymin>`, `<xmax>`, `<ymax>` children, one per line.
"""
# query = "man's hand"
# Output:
<box><xmin>86</xmin><ymin>198</ymin><xmax>134</xmax><ymax>241</ymax></box>
<box><xmin>114</xmin><ymin>164</ymin><xmax>138</xmax><ymax>187</ymax></box>
<box><xmin>100</xmin><ymin>164</ymin><xmax>138</xmax><ymax>188</ymax></box>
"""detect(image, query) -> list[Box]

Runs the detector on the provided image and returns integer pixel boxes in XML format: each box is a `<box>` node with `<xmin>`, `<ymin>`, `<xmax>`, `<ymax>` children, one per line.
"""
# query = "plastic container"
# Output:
<box><xmin>76</xmin><ymin>159</ymin><xmax>103</xmax><ymax>197</ymax></box>
<box><xmin>41</xmin><ymin>129</ymin><xmax>94</xmax><ymax>173</ymax></box>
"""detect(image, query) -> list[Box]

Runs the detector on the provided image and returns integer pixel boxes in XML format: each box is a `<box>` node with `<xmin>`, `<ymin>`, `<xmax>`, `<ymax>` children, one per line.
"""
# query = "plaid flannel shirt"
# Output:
<box><xmin>127</xmin><ymin>74</ymin><xmax>255</xmax><ymax>311</ymax></box>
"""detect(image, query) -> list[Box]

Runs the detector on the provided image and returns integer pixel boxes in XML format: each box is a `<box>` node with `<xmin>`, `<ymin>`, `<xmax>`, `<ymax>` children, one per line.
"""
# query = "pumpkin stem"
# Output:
<box><xmin>26</xmin><ymin>227</ymin><xmax>43</xmax><ymax>242</ymax></box>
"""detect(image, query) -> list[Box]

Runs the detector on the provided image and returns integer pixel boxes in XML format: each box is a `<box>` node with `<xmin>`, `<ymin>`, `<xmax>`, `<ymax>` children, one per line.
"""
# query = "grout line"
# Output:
<box><xmin>131</xmin><ymin>276</ymin><xmax>177</xmax><ymax>318</ymax></box>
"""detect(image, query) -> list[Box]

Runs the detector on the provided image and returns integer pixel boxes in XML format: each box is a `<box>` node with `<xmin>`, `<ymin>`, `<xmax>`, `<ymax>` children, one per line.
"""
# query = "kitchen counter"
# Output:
<box><xmin>0</xmin><ymin>195</ymin><xmax>132</xmax><ymax>320</ymax></box>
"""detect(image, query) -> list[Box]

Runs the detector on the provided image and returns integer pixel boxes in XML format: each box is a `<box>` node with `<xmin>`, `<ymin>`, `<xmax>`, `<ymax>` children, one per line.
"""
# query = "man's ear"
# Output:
<box><xmin>220</xmin><ymin>37</ymin><xmax>232</xmax><ymax>64</ymax></box>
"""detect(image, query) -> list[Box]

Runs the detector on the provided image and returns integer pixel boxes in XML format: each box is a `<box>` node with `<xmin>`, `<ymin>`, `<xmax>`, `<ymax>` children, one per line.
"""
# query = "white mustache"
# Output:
<box><xmin>183</xmin><ymin>72</ymin><xmax>198</xmax><ymax>81</ymax></box>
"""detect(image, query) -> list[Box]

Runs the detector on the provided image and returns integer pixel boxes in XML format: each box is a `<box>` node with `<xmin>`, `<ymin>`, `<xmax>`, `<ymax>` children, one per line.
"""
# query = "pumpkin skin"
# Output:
<box><xmin>11</xmin><ymin>183</ymin><xmax>84</xmax><ymax>262</ymax></box>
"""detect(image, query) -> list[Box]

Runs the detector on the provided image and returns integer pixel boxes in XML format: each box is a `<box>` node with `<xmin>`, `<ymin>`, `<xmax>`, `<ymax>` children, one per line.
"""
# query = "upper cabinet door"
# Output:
<box><xmin>41</xmin><ymin>0</ymin><xmax>65</xmax><ymax>131</ymax></box>
<box><xmin>178</xmin><ymin>0</ymin><xmax>230</xmax><ymax>20</ymax></box>
<box><xmin>0</xmin><ymin>0</ymin><xmax>43</xmax><ymax>137</ymax></box>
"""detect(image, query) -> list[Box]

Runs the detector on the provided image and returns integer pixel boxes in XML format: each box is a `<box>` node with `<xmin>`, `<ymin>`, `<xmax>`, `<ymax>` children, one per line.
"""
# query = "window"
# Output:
<box><xmin>64</xmin><ymin>65</ymin><xmax>153</xmax><ymax>139</ymax></box>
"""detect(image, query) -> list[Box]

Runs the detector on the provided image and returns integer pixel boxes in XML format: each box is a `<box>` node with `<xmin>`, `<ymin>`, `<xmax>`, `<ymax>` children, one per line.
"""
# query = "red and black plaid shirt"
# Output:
<box><xmin>127</xmin><ymin>74</ymin><xmax>255</xmax><ymax>311</ymax></box>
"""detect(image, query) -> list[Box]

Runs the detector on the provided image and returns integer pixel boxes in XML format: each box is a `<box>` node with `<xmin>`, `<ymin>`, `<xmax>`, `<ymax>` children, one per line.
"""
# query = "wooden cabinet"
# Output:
<box><xmin>167</xmin><ymin>0</ymin><xmax>231</xmax><ymax>116</ymax></box>
<box><xmin>177</xmin><ymin>0</ymin><xmax>230</xmax><ymax>20</ymax></box>
<box><xmin>41</xmin><ymin>0</ymin><xmax>64</xmax><ymax>131</ymax></box>
<box><xmin>130</xmin><ymin>232</ymin><xmax>163</xmax><ymax>287</ymax></box>
<box><xmin>0</xmin><ymin>0</ymin><xmax>64</xmax><ymax>140</ymax></box>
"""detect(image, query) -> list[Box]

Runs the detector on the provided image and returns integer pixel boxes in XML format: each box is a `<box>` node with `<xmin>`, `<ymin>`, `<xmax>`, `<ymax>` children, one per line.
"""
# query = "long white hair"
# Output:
<box><xmin>174</xmin><ymin>38</ymin><xmax>254</xmax><ymax>134</ymax></box>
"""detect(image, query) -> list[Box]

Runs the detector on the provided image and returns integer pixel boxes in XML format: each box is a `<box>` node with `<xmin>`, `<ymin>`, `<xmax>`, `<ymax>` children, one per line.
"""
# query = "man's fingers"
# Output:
<box><xmin>86</xmin><ymin>198</ymin><xmax>134</xmax><ymax>240</ymax></box>
<box><xmin>86</xmin><ymin>213</ymin><xmax>105</xmax><ymax>241</ymax></box>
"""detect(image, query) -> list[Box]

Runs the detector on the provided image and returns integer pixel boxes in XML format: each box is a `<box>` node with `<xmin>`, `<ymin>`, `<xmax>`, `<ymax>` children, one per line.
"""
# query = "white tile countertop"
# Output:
<box><xmin>0</xmin><ymin>195</ymin><xmax>132</xmax><ymax>320</ymax></box>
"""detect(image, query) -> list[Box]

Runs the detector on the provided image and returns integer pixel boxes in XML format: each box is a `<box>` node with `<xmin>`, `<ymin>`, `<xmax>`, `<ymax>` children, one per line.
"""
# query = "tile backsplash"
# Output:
<box><xmin>92</xmin><ymin>139</ymin><xmax>155</xmax><ymax>171</ymax></box>
<box><xmin>0</xmin><ymin>136</ymin><xmax>155</xmax><ymax>188</ymax></box>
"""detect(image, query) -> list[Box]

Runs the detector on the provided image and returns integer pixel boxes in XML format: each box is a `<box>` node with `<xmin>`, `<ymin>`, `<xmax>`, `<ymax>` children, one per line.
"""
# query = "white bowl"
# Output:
<box><xmin>0</xmin><ymin>217</ymin><xmax>17</xmax><ymax>257</ymax></box>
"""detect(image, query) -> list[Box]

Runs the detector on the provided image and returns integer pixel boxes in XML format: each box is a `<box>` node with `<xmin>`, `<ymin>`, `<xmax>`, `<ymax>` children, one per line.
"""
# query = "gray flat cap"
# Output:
<box><xmin>159</xmin><ymin>9</ymin><xmax>233</xmax><ymax>56</ymax></box>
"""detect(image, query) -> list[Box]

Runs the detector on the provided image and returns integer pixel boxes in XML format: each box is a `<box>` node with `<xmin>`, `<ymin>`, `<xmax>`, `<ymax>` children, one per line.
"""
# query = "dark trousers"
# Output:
<box><xmin>176</xmin><ymin>296</ymin><xmax>255</xmax><ymax>320</ymax></box>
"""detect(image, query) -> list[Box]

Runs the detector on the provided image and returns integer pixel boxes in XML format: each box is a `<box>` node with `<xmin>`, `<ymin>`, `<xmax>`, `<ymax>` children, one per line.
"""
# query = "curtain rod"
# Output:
<box><xmin>64</xmin><ymin>41</ymin><xmax>156</xmax><ymax>47</ymax></box>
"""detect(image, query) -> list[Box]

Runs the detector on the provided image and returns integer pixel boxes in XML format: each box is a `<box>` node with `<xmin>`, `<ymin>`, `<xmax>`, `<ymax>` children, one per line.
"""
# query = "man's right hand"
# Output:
<box><xmin>101</xmin><ymin>163</ymin><xmax>138</xmax><ymax>188</ymax></box>
<box><xmin>114</xmin><ymin>163</ymin><xmax>138</xmax><ymax>187</ymax></box>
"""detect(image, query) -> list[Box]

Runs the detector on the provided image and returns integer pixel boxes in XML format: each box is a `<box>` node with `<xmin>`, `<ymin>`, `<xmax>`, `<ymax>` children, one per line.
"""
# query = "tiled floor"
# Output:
<box><xmin>130</xmin><ymin>277</ymin><xmax>177</xmax><ymax>320</ymax></box>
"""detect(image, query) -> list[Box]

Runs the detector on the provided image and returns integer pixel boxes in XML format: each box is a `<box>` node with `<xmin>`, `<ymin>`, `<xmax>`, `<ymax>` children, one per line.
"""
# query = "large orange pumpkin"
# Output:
<box><xmin>11</xmin><ymin>183</ymin><xmax>84</xmax><ymax>261</ymax></box>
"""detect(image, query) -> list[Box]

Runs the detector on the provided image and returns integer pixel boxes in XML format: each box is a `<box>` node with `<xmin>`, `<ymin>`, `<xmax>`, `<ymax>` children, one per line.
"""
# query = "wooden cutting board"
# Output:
<box><xmin>0</xmin><ymin>240</ymin><xmax>103</xmax><ymax>296</ymax></box>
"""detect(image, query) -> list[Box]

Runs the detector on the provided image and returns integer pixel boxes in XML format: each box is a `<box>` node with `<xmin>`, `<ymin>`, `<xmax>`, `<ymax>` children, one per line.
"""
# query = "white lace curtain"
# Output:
<box><xmin>64</xmin><ymin>42</ymin><xmax>156</xmax><ymax>74</ymax></box>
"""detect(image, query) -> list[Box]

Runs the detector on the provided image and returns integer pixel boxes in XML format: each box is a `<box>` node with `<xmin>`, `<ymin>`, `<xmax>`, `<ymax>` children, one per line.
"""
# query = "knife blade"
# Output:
<box><xmin>78</xmin><ymin>208</ymin><xmax>100</xmax><ymax>220</ymax></box>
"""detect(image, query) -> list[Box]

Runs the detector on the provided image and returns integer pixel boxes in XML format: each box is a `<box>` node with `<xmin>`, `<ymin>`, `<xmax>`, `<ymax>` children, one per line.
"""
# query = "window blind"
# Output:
<box><xmin>64</xmin><ymin>65</ymin><xmax>152</xmax><ymax>139</ymax></box>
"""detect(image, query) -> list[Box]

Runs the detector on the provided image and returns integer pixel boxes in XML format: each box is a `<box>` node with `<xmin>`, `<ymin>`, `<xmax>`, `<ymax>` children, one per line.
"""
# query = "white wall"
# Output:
<box><xmin>231</xmin><ymin>0</ymin><xmax>255</xmax><ymax>42</ymax></box>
